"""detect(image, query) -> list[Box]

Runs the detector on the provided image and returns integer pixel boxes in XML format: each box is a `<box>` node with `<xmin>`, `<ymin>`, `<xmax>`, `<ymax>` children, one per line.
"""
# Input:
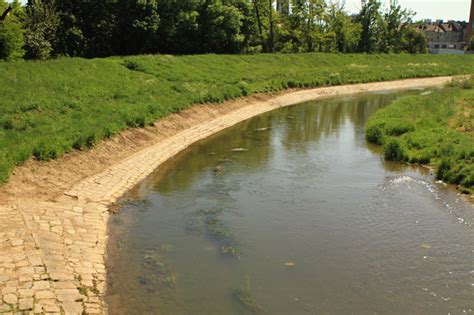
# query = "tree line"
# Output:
<box><xmin>0</xmin><ymin>0</ymin><xmax>428</xmax><ymax>60</ymax></box>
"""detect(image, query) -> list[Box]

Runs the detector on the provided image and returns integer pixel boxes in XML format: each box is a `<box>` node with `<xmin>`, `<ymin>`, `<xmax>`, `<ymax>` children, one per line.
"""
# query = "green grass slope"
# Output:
<box><xmin>1</xmin><ymin>53</ymin><xmax>473</xmax><ymax>184</ymax></box>
<box><xmin>366</xmin><ymin>77</ymin><xmax>474</xmax><ymax>194</ymax></box>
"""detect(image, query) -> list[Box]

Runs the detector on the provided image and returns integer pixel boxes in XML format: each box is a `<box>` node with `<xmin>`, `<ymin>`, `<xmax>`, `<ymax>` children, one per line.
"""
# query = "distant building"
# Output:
<box><xmin>416</xmin><ymin>20</ymin><xmax>469</xmax><ymax>54</ymax></box>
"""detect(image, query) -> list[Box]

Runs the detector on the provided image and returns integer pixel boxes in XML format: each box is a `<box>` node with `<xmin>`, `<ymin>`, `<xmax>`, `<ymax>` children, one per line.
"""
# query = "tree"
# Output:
<box><xmin>357</xmin><ymin>0</ymin><xmax>384</xmax><ymax>53</ymax></box>
<box><xmin>0</xmin><ymin>3</ymin><xmax>11</xmax><ymax>20</ymax></box>
<box><xmin>267</xmin><ymin>0</ymin><xmax>274</xmax><ymax>52</ymax></box>
<box><xmin>0</xmin><ymin>0</ymin><xmax>24</xmax><ymax>60</ymax></box>
<box><xmin>230</xmin><ymin>0</ymin><xmax>256</xmax><ymax>53</ymax></box>
<box><xmin>199</xmin><ymin>0</ymin><xmax>245</xmax><ymax>53</ymax></box>
<box><xmin>23</xmin><ymin>0</ymin><xmax>59</xmax><ymax>59</ymax></box>
<box><xmin>382</xmin><ymin>3</ymin><xmax>413</xmax><ymax>53</ymax></box>
<box><xmin>115</xmin><ymin>0</ymin><xmax>160</xmax><ymax>55</ymax></box>
<box><xmin>54</xmin><ymin>0</ymin><xmax>117</xmax><ymax>57</ymax></box>
<box><xmin>275</xmin><ymin>0</ymin><xmax>327</xmax><ymax>53</ymax></box>
<box><xmin>326</xmin><ymin>2</ymin><xmax>361</xmax><ymax>53</ymax></box>
<box><xmin>248</xmin><ymin>0</ymin><xmax>276</xmax><ymax>52</ymax></box>
<box><xmin>156</xmin><ymin>0</ymin><xmax>201</xmax><ymax>54</ymax></box>
<box><xmin>401</xmin><ymin>27</ymin><xmax>427</xmax><ymax>53</ymax></box>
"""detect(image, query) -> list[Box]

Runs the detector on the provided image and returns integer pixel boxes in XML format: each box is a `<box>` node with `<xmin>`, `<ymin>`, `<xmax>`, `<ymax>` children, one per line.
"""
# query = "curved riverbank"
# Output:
<box><xmin>0</xmin><ymin>76</ymin><xmax>462</xmax><ymax>314</ymax></box>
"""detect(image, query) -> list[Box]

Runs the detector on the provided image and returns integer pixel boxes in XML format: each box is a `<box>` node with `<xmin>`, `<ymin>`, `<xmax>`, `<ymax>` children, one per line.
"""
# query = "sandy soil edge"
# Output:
<box><xmin>0</xmin><ymin>76</ymin><xmax>460</xmax><ymax>314</ymax></box>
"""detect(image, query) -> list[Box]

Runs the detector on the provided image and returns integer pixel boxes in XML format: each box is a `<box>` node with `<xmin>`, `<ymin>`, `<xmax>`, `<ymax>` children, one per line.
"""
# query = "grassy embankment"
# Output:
<box><xmin>366</xmin><ymin>77</ymin><xmax>474</xmax><ymax>194</ymax></box>
<box><xmin>0</xmin><ymin>53</ymin><xmax>473</xmax><ymax>184</ymax></box>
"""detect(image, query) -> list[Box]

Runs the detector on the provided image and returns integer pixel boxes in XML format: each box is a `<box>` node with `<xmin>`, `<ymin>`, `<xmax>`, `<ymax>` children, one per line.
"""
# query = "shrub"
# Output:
<box><xmin>123</xmin><ymin>59</ymin><xmax>145</xmax><ymax>72</ymax></box>
<box><xmin>366</xmin><ymin>124</ymin><xmax>384</xmax><ymax>145</ymax></box>
<box><xmin>385</xmin><ymin>122</ymin><xmax>414</xmax><ymax>137</ymax></box>
<box><xmin>383</xmin><ymin>139</ymin><xmax>405</xmax><ymax>162</ymax></box>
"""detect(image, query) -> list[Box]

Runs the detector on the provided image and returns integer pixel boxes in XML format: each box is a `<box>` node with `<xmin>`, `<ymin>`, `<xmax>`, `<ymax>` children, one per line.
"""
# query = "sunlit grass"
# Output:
<box><xmin>366</xmin><ymin>77</ymin><xmax>474</xmax><ymax>193</ymax></box>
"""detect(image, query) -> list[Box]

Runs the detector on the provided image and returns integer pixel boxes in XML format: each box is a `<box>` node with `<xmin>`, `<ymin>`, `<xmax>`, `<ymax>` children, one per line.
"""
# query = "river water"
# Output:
<box><xmin>106</xmin><ymin>90</ymin><xmax>474</xmax><ymax>314</ymax></box>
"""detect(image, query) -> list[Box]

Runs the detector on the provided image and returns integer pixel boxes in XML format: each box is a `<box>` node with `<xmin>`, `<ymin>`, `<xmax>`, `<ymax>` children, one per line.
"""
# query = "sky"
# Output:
<box><xmin>344</xmin><ymin>0</ymin><xmax>471</xmax><ymax>21</ymax></box>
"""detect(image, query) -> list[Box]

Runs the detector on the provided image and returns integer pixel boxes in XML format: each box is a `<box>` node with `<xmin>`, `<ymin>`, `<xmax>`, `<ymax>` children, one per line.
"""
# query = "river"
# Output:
<box><xmin>106</xmin><ymin>90</ymin><xmax>474</xmax><ymax>314</ymax></box>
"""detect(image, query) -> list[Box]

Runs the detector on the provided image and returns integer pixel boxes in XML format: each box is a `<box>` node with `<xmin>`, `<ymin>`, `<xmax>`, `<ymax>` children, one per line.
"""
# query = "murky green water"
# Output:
<box><xmin>107</xmin><ymin>91</ymin><xmax>474</xmax><ymax>315</ymax></box>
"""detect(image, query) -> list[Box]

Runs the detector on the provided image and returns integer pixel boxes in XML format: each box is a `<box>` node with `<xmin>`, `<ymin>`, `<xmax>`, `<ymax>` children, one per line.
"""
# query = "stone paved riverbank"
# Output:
<box><xmin>0</xmin><ymin>77</ymin><xmax>455</xmax><ymax>314</ymax></box>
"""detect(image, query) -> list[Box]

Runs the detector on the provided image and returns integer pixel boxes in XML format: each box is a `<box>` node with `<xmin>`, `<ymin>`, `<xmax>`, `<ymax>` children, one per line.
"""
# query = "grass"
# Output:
<box><xmin>366</xmin><ymin>76</ymin><xmax>474</xmax><ymax>194</ymax></box>
<box><xmin>0</xmin><ymin>53</ymin><xmax>473</xmax><ymax>183</ymax></box>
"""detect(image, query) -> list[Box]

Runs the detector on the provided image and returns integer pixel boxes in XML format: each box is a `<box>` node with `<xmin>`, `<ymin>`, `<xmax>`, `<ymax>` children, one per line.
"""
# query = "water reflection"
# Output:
<box><xmin>151</xmin><ymin>93</ymin><xmax>401</xmax><ymax>195</ymax></box>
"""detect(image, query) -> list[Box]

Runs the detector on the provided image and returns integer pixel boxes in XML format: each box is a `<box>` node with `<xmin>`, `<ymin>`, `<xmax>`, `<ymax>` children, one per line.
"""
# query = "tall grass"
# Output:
<box><xmin>0</xmin><ymin>53</ymin><xmax>473</xmax><ymax>184</ymax></box>
<box><xmin>366</xmin><ymin>76</ymin><xmax>474</xmax><ymax>193</ymax></box>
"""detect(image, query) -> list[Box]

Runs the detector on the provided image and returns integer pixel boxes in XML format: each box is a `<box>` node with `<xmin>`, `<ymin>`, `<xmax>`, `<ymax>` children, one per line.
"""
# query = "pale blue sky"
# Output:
<box><xmin>344</xmin><ymin>0</ymin><xmax>471</xmax><ymax>21</ymax></box>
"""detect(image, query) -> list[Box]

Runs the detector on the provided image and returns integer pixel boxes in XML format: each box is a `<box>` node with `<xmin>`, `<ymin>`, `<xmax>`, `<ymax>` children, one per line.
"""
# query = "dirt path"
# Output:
<box><xmin>0</xmin><ymin>76</ymin><xmax>456</xmax><ymax>314</ymax></box>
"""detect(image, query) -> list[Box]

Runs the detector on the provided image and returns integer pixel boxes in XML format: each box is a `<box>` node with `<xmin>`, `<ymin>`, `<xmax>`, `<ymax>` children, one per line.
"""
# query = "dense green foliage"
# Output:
<box><xmin>366</xmin><ymin>77</ymin><xmax>474</xmax><ymax>193</ymax></box>
<box><xmin>0</xmin><ymin>0</ymin><xmax>428</xmax><ymax>60</ymax></box>
<box><xmin>0</xmin><ymin>0</ymin><xmax>24</xmax><ymax>59</ymax></box>
<box><xmin>0</xmin><ymin>53</ymin><xmax>472</xmax><ymax>183</ymax></box>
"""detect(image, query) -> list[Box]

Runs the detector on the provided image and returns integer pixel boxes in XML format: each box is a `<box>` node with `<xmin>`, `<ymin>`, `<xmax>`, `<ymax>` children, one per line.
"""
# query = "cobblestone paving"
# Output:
<box><xmin>0</xmin><ymin>77</ymin><xmax>453</xmax><ymax>314</ymax></box>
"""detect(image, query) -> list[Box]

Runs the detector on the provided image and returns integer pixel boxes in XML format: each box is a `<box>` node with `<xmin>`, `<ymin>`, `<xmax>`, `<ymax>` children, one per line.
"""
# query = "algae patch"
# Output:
<box><xmin>188</xmin><ymin>208</ymin><xmax>241</xmax><ymax>259</ymax></box>
<box><xmin>233</xmin><ymin>288</ymin><xmax>263</xmax><ymax>313</ymax></box>
<box><xmin>138</xmin><ymin>248</ymin><xmax>176</xmax><ymax>293</ymax></box>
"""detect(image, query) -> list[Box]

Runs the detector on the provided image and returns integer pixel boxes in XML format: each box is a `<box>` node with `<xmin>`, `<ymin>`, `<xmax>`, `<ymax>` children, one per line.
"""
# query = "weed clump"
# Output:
<box><xmin>365</xmin><ymin>124</ymin><xmax>384</xmax><ymax>145</ymax></box>
<box><xmin>139</xmin><ymin>249</ymin><xmax>176</xmax><ymax>293</ymax></box>
<box><xmin>383</xmin><ymin>139</ymin><xmax>406</xmax><ymax>162</ymax></box>
<box><xmin>446</xmin><ymin>76</ymin><xmax>473</xmax><ymax>89</ymax></box>
<box><xmin>233</xmin><ymin>289</ymin><xmax>263</xmax><ymax>313</ymax></box>
<box><xmin>190</xmin><ymin>208</ymin><xmax>241</xmax><ymax>259</ymax></box>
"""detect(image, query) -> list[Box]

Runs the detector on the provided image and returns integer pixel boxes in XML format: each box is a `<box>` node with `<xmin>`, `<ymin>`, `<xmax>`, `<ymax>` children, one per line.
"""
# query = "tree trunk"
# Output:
<box><xmin>253</xmin><ymin>1</ymin><xmax>265</xmax><ymax>51</ymax></box>
<box><xmin>268</xmin><ymin>0</ymin><xmax>274</xmax><ymax>52</ymax></box>
<box><xmin>0</xmin><ymin>5</ymin><xmax>12</xmax><ymax>21</ymax></box>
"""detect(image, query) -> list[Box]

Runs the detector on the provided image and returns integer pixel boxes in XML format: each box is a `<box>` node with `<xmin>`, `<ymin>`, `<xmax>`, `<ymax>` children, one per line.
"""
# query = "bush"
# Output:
<box><xmin>123</xmin><ymin>59</ymin><xmax>145</xmax><ymax>72</ymax></box>
<box><xmin>383</xmin><ymin>139</ymin><xmax>405</xmax><ymax>162</ymax></box>
<box><xmin>24</xmin><ymin>27</ymin><xmax>52</xmax><ymax>60</ymax></box>
<box><xmin>365</xmin><ymin>124</ymin><xmax>384</xmax><ymax>145</ymax></box>
<box><xmin>385</xmin><ymin>122</ymin><xmax>414</xmax><ymax>137</ymax></box>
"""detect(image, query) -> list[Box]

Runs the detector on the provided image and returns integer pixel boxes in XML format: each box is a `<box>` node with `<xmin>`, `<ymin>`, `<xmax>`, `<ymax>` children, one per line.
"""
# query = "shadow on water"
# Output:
<box><xmin>106</xmin><ymin>90</ymin><xmax>474</xmax><ymax>315</ymax></box>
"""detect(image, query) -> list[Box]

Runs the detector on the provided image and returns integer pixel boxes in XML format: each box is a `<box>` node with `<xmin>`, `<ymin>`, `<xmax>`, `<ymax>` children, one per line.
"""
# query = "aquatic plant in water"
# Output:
<box><xmin>212</xmin><ymin>157</ymin><xmax>234</xmax><ymax>175</ymax></box>
<box><xmin>191</xmin><ymin>208</ymin><xmax>241</xmax><ymax>259</ymax></box>
<box><xmin>138</xmin><ymin>249</ymin><xmax>176</xmax><ymax>292</ymax></box>
<box><xmin>233</xmin><ymin>289</ymin><xmax>263</xmax><ymax>313</ymax></box>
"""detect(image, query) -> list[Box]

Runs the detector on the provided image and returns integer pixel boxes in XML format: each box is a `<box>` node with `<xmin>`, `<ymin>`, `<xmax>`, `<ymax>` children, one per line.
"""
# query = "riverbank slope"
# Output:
<box><xmin>0</xmin><ymin>53</ymin><xmax>473</xmax><ymax>185</ymax></box>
